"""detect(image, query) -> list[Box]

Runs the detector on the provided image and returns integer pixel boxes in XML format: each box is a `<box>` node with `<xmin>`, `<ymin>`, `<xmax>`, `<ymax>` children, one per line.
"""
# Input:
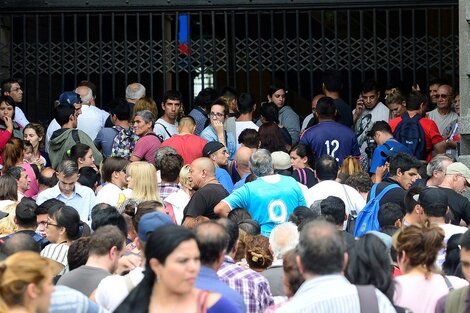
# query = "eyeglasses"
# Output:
<box><xmin>210</xmin><ymin>112</ymin><xmax>224</xmax><ymax>118</ymax></box>
<box><xmin>38</xmin><ymin>221</ymin><xmax>48</xmax><ymax>226</ymax></box>
<box><xmin>436</xmin><ymin>94</ymin><xmax>449</xmax><ymax>99</ymax></box>
<box><xmin>9</xmin><ymin>87</ymin><xmax>22</xmax><ymax>92</ymax></box>
<box><xmin>46</xmin><ymin>221</ymin><xmax>60</xmax><ymax>228</ymax></box>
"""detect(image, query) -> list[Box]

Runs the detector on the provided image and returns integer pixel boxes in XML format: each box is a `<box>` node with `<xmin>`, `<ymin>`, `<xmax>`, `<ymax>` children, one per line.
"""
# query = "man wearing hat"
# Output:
<box><xmin>182</xmin><ymin>157</ymin><xmax>229</xmax><ymax>226</ymax></box>
<box><xmin>45</xmin><ymin>91</ymin><xmax>83</xmax><ymax>153</ymax></box>
<box><xmin>368</xmin><ymin>120</ymin><xmax>411</xmax><ymax>182</ymax></box>
<box><xmin>438</xmin><ymin>162</ymin><xmax>470</xmax><ymax>225</ymax></box>
<box><xmin>94</xmin><ymin>211</ymin><xmax>173</xmax><ymax>311</ymax></box>
<box><xmin>417</xmin><ymin>187</ymin><xmax>467</xmax><ymax>268</ymax></box>
<box><xmin>203</xmin><ymin>141</ymin><xmax>233</xmax><ymax>193</ymax></box>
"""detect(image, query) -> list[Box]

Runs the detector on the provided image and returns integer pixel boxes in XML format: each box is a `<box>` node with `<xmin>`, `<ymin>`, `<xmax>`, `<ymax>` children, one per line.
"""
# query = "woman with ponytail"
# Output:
<box><xmin>392</xmin><ymin>221</ymin><xmax>468</xmax><ymax>313</ymax></box>
<box><xmin>40</xmin><ymin>205</ymin><xmax>87</xmax><ymax>276</ymax></box>
<box><xmin>0</xmin><ymin>251</ymin><xmax>59</xmax><ymax>313</ymax></box>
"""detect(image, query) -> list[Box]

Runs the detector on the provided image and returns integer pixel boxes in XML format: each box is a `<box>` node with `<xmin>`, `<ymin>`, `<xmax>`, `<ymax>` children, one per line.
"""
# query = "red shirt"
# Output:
<box><xmin>389</xmin><ymin>115</ymin><xmax>443</xmax><ymax>162</ymax></box>
<box><xmin>161</xmin><ymin>134</ymin><xmax>207</xmax><ymax>165</ymax></box>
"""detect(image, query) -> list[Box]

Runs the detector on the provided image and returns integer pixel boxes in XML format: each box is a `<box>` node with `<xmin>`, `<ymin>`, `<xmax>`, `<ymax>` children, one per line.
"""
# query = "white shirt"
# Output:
<box><xmin>45</xmin><ymin>119</ymin><xmax>60</xmax><ymax>154</ymax></box>
<box><xmin>235</xmin><ymin>121</ymin><xmax>259</xmax><ymax>150</ymax></box>
<box><xmin>301</xmin><ymin>113</ymin><xmax>314</xmax><ymax>132</ymax></box>
<box><xmin>164</xmin><ymin>189</ymin><xmax>190</xmax><ymax>225</ymax></box>
<box><xmin>153</xmin><ymin>118</ymin><xmax>178</xmax><ymax>142</ymax></box>
<box><xmin>95</xmin><ymin>182</ymin><xmax>127</xmax><ymax>208</ymax></box>
<box><xmin>77</xmin><ymin>105</ymin><xmax>110</xmax><ymax>141</ymax></box>
<box><xmin>14</xmin><ymin>106</ymin><xmax>29</xmax><ymax>128</ymax></box>
<box><xmin>436</xmin><ymin>223</ymin><xmax>467</xmax><ymax>268</ymax></box>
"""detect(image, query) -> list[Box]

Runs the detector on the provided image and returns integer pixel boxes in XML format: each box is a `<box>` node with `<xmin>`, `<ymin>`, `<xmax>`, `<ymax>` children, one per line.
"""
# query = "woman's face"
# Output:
<box><xmin>45</xmin><ymin>215</ymin><xmax>63</xmax><ymax>243</ymax></box>
<box><xmin>133</xmin><ymin>116</ymin><xmax>152</xmax><ymax>136</ymax></box>
<box><xmin>268</xmin><ymin>89</ymin><xmax>286</xmax><ymax>108</ymax></box>
<box><xmin>0</xmin><ymin>101</ymin><xmax>14</xmax><ymax>119</ymax></box>
<box><xmin>79</xmin><ymin>149</ymin><xmax>94</xmax><ymax>168</ymax></box>
<box><xmin>126</xmin><ymin>171</ymin><xmax>135</xmax><ymax>189</ymax></box>
<box><xmin>36</xmin><ymin>273</ymin><xmax>55</xmax><ymax>313</ymax></box>
<box><xmin>24</xmin><ymin>128</ymin><xmax>42</xmax><ymax>150</ymax></box>
<box><xmin>290</xmin><ymin>150</ymin><xmax>307</xmax><ymax>170</ymax></box>
<box><xmin>150</xmin><ymin>239</ymin><xmax>200</xmax><ymax>295</ymax></box>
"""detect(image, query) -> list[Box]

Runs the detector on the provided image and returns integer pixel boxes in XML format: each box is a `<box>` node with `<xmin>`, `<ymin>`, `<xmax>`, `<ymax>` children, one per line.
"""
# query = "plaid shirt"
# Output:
<box><xmin>217</xmin><ymin>256</ymin><xmax>274</xmax><ymax>313</ymax></box>
<box><xmin>158</xmin><ymin>183</ymin><xmax>180</xmax><ymax>201</ymax></box>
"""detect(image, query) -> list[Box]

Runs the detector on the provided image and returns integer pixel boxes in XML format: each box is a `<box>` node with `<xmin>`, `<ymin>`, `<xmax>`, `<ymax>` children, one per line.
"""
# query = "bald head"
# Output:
<box><xmin>190</xmin><ymin>158</ymin><xmax>216</xmax><ymax>190</ymax></box>
<box><xmin>235</xmin><ymin>147</ymin><xmax>254</xmax><ymax>176</ymax></box>
<box><xmin>178</xmin><ymin>116</ymin><xmax>197</xmax><ymax>134</ymax></box>
<box><xmin>193</xmin><ymin>157</ymin><xmax>215</xmax><ymax>176</ymax></box>
<box><xmin>75</xmin><ymin>86</ymin><xmax>94</xmax><ymax>105</ymax></box>
<box><xmin>312</xmin><ymin>94</ymin><xmax>325</xmax><ymax>111</ymax></box>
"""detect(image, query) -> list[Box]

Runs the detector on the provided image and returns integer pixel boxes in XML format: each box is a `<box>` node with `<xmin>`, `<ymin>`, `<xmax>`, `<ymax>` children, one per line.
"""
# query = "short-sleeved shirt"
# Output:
<box><xmin>183</xmin><ymin>183</ymin><xmax>229</xmax><ymax>220</ymax></box>
<box><xmin>354</xmin><ymin>102</ymin><xmax>390</xmax><ymax>149</ymax></box>
<box><xmin>161</xmin><ymin>134</ymin><xmax>207</xmax><ymax>165</ymax></box>
<box><xmin>369</xmin><ymin>139</ymin><xmax>412</xmax><ymax>174</ymax></box>
<box><xmin>389</xmin><ymin>115</ymin><xmax>443</xmax><ymax>162</ymax></box>
<box><xmin>223</xmin><ymin>174</ymin><xmax>306</xmax><ymax>237</ymax></box>
<box><xmin>57</xmin><ymin>265</ymin><xmax>111</xmax><ymax>297</ymax></box>
<box><xmin>300</xmin><ymin>120</ymin><xmax>360</xmax><ymax>166</ymax></box>
<box><xmin>153</xmin><ymin>118</ymin><xmax>178</xmax><ymax>142</ymax></box>
<box><xmin>132</xmin><ymin>133</ymin><xmax>161</xmax><ymax>163</ymax></box>
<box><xmin>427</xmin><ymin>109</ymin><xmax>459</xmax><ymax>137</ymax></box>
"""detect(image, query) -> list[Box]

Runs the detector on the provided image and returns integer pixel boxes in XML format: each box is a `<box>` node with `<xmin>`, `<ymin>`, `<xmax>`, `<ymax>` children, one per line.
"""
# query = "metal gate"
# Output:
<box><xmin>0</xmin><ymin>1</ymin><xmax>459</xmax><ymax>122</ymax></box>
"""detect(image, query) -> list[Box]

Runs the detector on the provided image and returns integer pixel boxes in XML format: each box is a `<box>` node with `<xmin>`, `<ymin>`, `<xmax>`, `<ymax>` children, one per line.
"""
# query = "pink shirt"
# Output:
<box><xmin>132</xmin><ymin>133</ymin><xmax>161</xmax><ymax>163</ymax></box>
<box><xmin>394</xmin><ymin>273</ymin><xmax>468</xmax><ymax>313</ymax></box>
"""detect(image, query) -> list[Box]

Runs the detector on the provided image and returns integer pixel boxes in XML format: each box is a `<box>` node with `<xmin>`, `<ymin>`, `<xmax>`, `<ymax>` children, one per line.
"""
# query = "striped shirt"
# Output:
<box><xmin>276</xmin><ymin>274</ymin><xmax>397</xmax><ymax>313</ymax></box>
<box><xmin>217</xmin><ymin>256</ymin><xmax>273</xmax><ymax>313</ymax></box>
<box><xmin>41</xmin><ymin>242</ymin><xmax>69</xmax><ymax>275</ymax></box>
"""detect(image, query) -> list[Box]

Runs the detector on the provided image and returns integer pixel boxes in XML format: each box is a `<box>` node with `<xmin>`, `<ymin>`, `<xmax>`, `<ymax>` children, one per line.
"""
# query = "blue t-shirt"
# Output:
<box><xmin>300</xmin><ymin>120</ymin><xmax>360</xmax><ymax>165</ymax></box>
<box><xmin>369</xmin><ymin>139</ymin><xmax>412</xmax><ymax>174</ymax></box>
<box><xmin>216</xmin><ymin>167</ymin><xmax>234</xmax><ymax>193</ymax></box>
<box><xmin>223</xmin><ymin>174</ymin><xmax>306</xmax><ymax>237</ymax></box>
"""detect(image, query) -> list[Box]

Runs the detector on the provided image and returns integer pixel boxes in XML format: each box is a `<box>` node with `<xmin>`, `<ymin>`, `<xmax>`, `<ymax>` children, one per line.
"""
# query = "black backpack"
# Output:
<box><xmin>393</xmin><ymin>112</ymin><xmax>427</xmax><ymax>160</ymax></box>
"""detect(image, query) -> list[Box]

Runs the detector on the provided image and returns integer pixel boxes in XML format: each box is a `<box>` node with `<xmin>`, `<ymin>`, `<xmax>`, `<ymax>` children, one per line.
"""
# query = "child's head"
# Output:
<box><xmin>23</xmin><ymin>141</ymin><xmax>33</xmax><ymax>162</ymax></box>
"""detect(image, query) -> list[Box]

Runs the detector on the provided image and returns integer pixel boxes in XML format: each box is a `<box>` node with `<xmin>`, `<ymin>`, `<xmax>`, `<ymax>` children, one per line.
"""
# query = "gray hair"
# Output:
<box><xmin>249</xmin><ymin>149</ymin><xmax>273</xmax><ymax>177</ymax></box>
<box><xmin>75</xmin><ymin>86</ymin><xmax>93</xmax><ymax>104</ymax></box>
<box><xmin>269</xmin><ymin>222</ymin><xmax>299</xmax><ymax>260</ymax></box>
<box><xmin>134</xmin><ymin>110</ymin><xmax>156</xmax><ymax>128</ymax></box>
<box><xmin>126</xmin><ymin>83</ymin><xmax>146</xmax><ymax>100</ymax></box>
<box><xmin>154</xmin><ymin>146</ymin><xmax>178</xmax><ymax>170</ymax></box>
<box><xmin>57</xmin><ymin>160</ymin><xmax>79</xmax><ymax>177</ymax></box>
<box><xmin>426</xmin><ymin>154</ymin><xmax>453</xmax><ymax>177</ymax></box>
<box><xmin>4</xmin><ymin>166</ymin><xmax>25</xmax><ymax>180</ymax></box>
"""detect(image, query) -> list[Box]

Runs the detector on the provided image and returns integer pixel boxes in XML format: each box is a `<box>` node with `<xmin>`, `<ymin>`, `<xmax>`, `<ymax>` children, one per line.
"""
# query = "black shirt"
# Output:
<box><xmin>183</xmin><ymin>183</ymin><xmax>229</xmax><ymax>220</ymax></box>
<box><xmin>438</xmin><ymin>187</ymin><xmax>470</xmax><ymax>225</ymax></box>
<box><xmin>367</xmin><ymin>178</ymin><xmax>405</xmax><ymax>209</ymax></box>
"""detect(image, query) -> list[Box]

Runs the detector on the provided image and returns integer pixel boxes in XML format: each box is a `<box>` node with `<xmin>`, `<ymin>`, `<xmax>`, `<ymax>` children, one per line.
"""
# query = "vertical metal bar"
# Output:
<box><xmin>35</xmin><ymin>15</ymin><xmax>39</xmax><ymax>118</ymax></box>
<box><xmin>359</xmin><ymin>10</ymin><xmax>364</xmax><ymax>82</ymax></box>
<box><xmin>124</xmin><ymin>13</ymin><xmax>128</xmax><ymax>87</ymax></box>
<box><xmin>373</xmin><ymin>9</ymin><xmax>378</xmax><ymax>81</ymax></box>
<box><xmin>187</xmin><ymin>13</ymin><xmax>193</xmax><ymax>104</ymax></box>
<box><xmin>308</xmin><ymin>11</ymin><xmax>313</xmax><ymax>99</ymax></box>
<box><xmin>245</xmin><ymin>11</ymin><xmax>250</xmax><ymax>92</ymax></box>
<box><xmin>111</xmin><ymin>13</ymin><xmax>115</xmax><ymax>98</ymax></box>
<box><xmin>399</xmin><ymin>8</ymin><xmax>403</xmax><ymax>80</ymax></box>
<box><xmin>412</xmin><ymin>9</ymin><xmax>417</xmax><ymax>84</ymax></box>
<box><xmin>257</xmin><ymin>11</ymin><xmax>263</xmax><ymax>102</ymax></box>
<box><xmin>98</xmin><ymin>14</ymin><xmax>103</xmax><ymax>104</ymax></box>
<box><xmin>9</xmin><ymin>16</ymin><xmax>13</xmax><ymax>78</ymax></box>
<box><xmin>162</xmin><ymin>13</ymin><xmax>167</xmax><ymax>92</ymax></box>
<box><xmin>86</xmin><ymin>14</ymin><xmax>90</xmax><ymax>81</ymax></box>
<box><xmin>224</xmin><ymin>12</ymin><xmax>230</xmax><ymax>85</ymax></box>
<box><xmin>61</xmin><ymin>13</ymin><xmax>65</xmax><ymax>91</ymax></box>
<box><xmin>74</xmin><ymin>14</ymin><xmax>77</xmax><ymax>87</ymax></box>
<box><xmin>48</xmin><ymin>15</ymin><xmax>52</xmax><ymax>115</ymax></box>
<box><xmin>231</xmin><ymin>11</ymin><xmax>237</xmax><ymax>90</ymax></box>
<box><xmin>347</xmin><ymin>10</ymin><xmax>352</xmax><ymax>105</ymax></box>
<box><xmin>451</xmin><ymin>7</ymin><xmax>456</xmax><ymax>88</ymax></box>
<box><xmin>438</xmin><ymin>9</ymin><xmax>442</xmax><ymax>79</ymax></box>
<box><xmin>149</xmin><ymin>13</ymin><xmax>154</xmax><ymax>98</ymax></box>
<box><xmin>136</xmin><ymin>13</ymin><xmax>141</xmax><ymax>82</ymax></box>
<box><xmin>270</xmin><ymin>10</ymin><xmax>275</xmax><ymax>83</ymax></box>
<box><xmin>321</xmin><ymin>10</ymin><xmax>325</xmax><ymax>71</ymax></box>
<box><xmin>199</xmin><ymin>11</ymin><xmax>205</xmax><ymax>90</ymax></box>
<box><xmin>295</xmin><ymin>10</ymin><xmax>301</xmax><ymax>104</ymax></box>
<box><xmin>425</xmin><ymin>9</ymin><xmax>429</xmax><ymax>84</ymax></box>
<box><xmin>22</xmin><ymin>15</ymin><xmax>26</xmax><ymax>103</ymax></box>
<box><xmin>282</xmin><ymin>10</ymin><xmax>288</xmax><ymax>89</ymax></box>
<box><xmin>386</xmin><ymin>10</ymin><xmax>390</xmax><ymax>83</ymax></box>
<box><xmin>334</xmin><ymin>11</ymin><xmax>339</xmax><ymax>68</ymax></box>
<box><xmin>211</xmin><ymin>11</ymin><xmax>217</xmax><ymax>93</ymax></box>
<box><xmin>175</xmin><ymin>12</ymin><xmax>180</xmax><ymax>91</ymax></box>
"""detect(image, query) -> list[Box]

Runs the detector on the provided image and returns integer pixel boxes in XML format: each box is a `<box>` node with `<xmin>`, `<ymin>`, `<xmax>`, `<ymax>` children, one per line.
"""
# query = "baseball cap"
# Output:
<box><xmin>446</xmin><ymin>162</ymin><xmax>470</xmax><ymax>185</ymax></box>
<box><xmin>58</xmin><ymin>91</ymin><xmax>81</xmax><ymax>106</ymax></box>
<box><xmin>415</xmin><ymin>187</ymin><xmax>448</xmax><ymax>210</ymax></box>
<box><xmin>137</xmin><ymin>212</ymin><xmax>173</xmax><ymax>242</ymax></box>
<box><xmin>202</xmin><ymin>141</ymin><xmax>225</xmax><ymax>157</ymax></box>
<box><xmin>271</xmin><ymin>151</ymin><xmax>291</xmax><ymax>170</ymax></box>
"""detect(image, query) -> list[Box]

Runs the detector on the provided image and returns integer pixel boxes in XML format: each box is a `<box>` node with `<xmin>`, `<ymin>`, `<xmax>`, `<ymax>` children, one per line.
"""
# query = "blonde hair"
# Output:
<box><xmin>126</xmin><ymin>161</ymin><xmax>160</xmax><ymax>202</ymax></box>
<box><xmin>133</xmin><ymin>97</ymin><xmax>158</xmax><ymax>119</ymax></box>
<box><xmin>0</xmin><ymin>252</ymin><xmax>54</xmax><ymax>312</ymax></box>
<box><xmin>0</xmin><ymin>203</ymin><xmax>18</xmax><ymax>236</ymax></box>
<box><xmin>179</xmin><ymin>164</ymin><xmax>191</xmax><ymax>189</ymax></box>
<box><xmin>386</xmin><ymin>88</ymin><xmax>405</xmax><ymax>106</ymax></box>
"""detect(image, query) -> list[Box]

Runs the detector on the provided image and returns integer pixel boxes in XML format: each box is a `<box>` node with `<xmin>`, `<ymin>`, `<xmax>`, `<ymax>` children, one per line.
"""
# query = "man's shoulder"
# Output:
<box><xmin>219</xmin><ymin>262</ymin><xmax>269</xmax><ymax>283</ymax></box>
<box><xmin>75</xmin><ymin>183</ymin><xmax>96</xmax><ymax>196</ymax></box>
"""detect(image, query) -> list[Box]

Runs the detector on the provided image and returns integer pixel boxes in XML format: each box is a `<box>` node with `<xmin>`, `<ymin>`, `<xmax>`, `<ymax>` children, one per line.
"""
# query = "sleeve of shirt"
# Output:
<box><xmin>282</xmin><ymin>110</ymin><xmax>300</xmax><ymax>145</ymax></box>
<box><xmin>257</xmin><ymin>278</ymin><xmax>274</xmax><ymax>310</ymax></box>
<box><xmin>0</xmin><ymin>129</ymin><xmax>12</xmax><ymax>150</ymax></box>
<box><xmin>426</xmin><ymin>120</ymin><xmax>444</xmax><ymax>145</ymax></box>
<box><xmin>223</xmin><ymin>187</ymin><xmax>249</xmax><ymax>211</ymax></box>
<box><xmin>132</xmin><ymin>137</ymin><xmax>148</xmax><ymax>159</ymax></box>
<box><xmin>351</xmin><ymin>135</ymin><xmax>361</xmax><ymax>157</ymax></box>
<box><xmin>94</xmin><ymin>131</ymin><xmax>104</xmax><ymax>150</ymax></box>
<box><xmin>369</xmin><ymin>147</ymin><xmax>385</xmax><ymax>174</ymax></box>
<box><xmin>218</xmin><ymin>171</ymin><xmax>234</xmax><ymax>193</ymax></box>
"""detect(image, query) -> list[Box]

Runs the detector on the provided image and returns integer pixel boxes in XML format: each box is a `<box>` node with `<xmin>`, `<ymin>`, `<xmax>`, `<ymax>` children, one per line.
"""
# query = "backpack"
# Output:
<box><xmin>393</xmin><ymin>112</ymin><xmax>427</xmax><ymax>160</ymax></box>
<box><xmin>111</xmin><ymin>126</ymin><xmax>139</xmax><ymax>159</ymax></box>
<box><xmin>354</xmin><ymin>183</ymin><xmax>400</xmax><ymax>238</ymax></box>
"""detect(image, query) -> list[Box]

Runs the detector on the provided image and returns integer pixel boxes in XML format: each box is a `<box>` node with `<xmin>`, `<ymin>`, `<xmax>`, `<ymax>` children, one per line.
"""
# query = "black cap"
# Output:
<box><xmin>202</xmin><ymin>141</ymin><xmax>225</xmax><ymax>157</ymax></box>
<box><xmin>417</xmin><ymin>187</ymin><xmax>448</xmax><ymax>210</ymax></box>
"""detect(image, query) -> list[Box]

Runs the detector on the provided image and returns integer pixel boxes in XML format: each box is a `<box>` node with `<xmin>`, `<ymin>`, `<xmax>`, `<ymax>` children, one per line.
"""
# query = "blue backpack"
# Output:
<box><xmin>354</xmin><ymin>183</ymin><xmax>400</xmax><ymax>238</ymax></box>
<box><xmin>393</xmin><ymin>112</ymin><xmax>427</xmax><ymax>160</ymax></box>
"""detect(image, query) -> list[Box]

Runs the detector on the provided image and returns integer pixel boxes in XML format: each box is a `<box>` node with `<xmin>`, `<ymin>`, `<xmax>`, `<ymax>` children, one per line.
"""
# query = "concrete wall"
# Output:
<box><xmin>460</xmin><ymin>0</ymin><xmax>470</xmax><ymax>164</ymax></box>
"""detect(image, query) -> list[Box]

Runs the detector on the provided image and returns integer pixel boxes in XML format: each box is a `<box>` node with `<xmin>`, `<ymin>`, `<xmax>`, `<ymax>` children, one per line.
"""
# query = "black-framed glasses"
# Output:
<box><xmin>46</xmin><ymin>221</ymin><xmax>60</xmax><ymax>228</ymax></box>
<box><xmin>436</xmin><ymin>94</ymin><xmax>449</xmax><ymax>99</ymax></box>
<box><xmin>209</xmin><ymin>112</ymin><xmax>224</xmax><ymax>118</ymax></box>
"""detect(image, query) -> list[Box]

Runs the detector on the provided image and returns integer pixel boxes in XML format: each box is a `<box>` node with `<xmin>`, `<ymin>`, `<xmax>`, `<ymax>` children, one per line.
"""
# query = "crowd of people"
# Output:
<box><xmin>0</xmin><ymin>72</ymin><xmax>467</xmax><ymax>313</ymax></box>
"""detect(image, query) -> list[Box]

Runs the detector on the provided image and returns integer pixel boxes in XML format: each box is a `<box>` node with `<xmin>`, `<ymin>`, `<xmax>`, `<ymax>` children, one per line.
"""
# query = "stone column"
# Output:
<box><xmin>0</xmin><ymin>17</ymin><xmax>10</xmax><ymax>80</ymax></box>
